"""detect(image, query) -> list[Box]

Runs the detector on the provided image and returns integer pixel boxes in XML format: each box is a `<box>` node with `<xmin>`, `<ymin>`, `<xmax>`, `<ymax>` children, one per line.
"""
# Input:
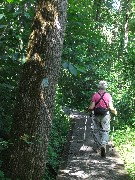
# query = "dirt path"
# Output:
<box><xmin>57</xmin><ymin>109</ymin><xmax>130</xmax><ymax>180</ymax></box>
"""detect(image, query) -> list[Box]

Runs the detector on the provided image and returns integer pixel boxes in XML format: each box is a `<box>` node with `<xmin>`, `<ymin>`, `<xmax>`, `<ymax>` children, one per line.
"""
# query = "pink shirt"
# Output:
<box><xmin>92</xmin><ymin>91</ymin><xmax>112</xmax><ymax>109</ymax></box>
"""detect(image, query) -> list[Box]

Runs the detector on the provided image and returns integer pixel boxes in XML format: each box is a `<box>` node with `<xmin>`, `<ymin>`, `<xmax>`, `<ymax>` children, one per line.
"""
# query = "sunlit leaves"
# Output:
<box><xmin>0</xmin><ymin>14</ymin><xmax>7</xmax><ymax>29</ymax></box>
<box><xmin>69</xmin><ymin>63</ymin><xmax>77</xmax><ymax>76</ymax></box>
<box><xmin>75</xmin><ymin>65</ymin><xmax>86</xmax><ymax>73</ymax></box>
<box><xmin>0</xmin><ymin>25</ymin><xmax>7</xmax><ymax>29</ymax></box>
<box><xmin>62</xmin><ymin>61</ymin><xmax>86</xmax><ymax>76</ymax></box>
<box><xmin>129</xmin><ymin>19</ymin><xmax>135</xmax><ymax>33</ymax></box>
<box><xmin>1</xmin><ymin>0</ymin><xmax>35</xmax><ymax>62</ymax></box>
<box><xmin>0</xmin><ymin>14</ymin><xmax>4</xmax><ymax>19</ymax></box>
<box><xmin>6</xmin><ymin>0</ymin><xmax>22</xmax><ymax>3</ymax></box>
<box><xmin>62</xmin><ymin>61</ymin><xmax>68</xmax><ymax>69</ymax></box>
<box><xmin>113</xmin><ymin>127</ymin><xmax>135</xmax><ymax>178</ymax></box>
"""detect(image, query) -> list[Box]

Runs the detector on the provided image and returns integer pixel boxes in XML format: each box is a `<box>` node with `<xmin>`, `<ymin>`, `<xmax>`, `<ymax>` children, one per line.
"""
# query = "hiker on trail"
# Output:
<box><xmin>88</xmin><ymin>80</ymin><xmax>117</xmax><ymax>157</ymax></box>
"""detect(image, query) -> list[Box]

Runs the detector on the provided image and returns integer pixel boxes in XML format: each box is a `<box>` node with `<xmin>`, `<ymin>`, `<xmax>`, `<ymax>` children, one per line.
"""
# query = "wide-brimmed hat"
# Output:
<box><xmin>98</xmin><ymin>80</ymin><xmax>108</xmax><ymax>90</ymax></box>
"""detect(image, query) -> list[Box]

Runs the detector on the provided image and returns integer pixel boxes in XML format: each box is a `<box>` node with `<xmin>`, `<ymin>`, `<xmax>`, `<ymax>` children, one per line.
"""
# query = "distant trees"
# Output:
<box><xmin>59</xmin><ymin>0</ymin><xmax>135</xmax><ymax>125</ymax></box>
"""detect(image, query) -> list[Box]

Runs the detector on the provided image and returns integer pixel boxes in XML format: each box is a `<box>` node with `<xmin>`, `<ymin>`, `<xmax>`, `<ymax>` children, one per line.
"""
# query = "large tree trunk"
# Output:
<box><xmin>3</xmin><ymin>0</ymin><xmax>67</xmax><ymax>179</ymax></box>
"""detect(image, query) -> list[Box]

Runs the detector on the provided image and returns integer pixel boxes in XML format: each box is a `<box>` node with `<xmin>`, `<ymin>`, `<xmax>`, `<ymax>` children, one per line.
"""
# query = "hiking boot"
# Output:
<box><xmin>101</xmin><ymin>145</ymin><xmax>106</xmax><ymax>158</ymax></box>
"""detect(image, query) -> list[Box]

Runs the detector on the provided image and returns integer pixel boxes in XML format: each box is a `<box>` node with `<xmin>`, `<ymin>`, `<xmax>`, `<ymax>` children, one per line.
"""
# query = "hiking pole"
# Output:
<box><xmin>91</xmin><ymin>111</ymin><xmax>94</xmax><ymax>131</ymax></box>
<box><xmin>112</xmin><ymin>116</ymin><xmax>116</xmax><ymax>140</ymax></box>
<box><xmin>111</xmin><ymin>116</ymin><xmax>115</xmax><ymax>151</ymax></box>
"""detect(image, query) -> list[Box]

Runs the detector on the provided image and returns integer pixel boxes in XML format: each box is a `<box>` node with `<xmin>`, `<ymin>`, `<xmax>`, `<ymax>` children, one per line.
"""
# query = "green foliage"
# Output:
<box><xmin>113</xmin><ymin>126</ymin><xmax>135</xmax><ymax>179</ymax></box>
<box><xmin>0</xmin><ymin>170</ymin><xmax>5</xmax><ymax>179</ymax></box>
<box><xmin>44</xmin><ymin>92</ymin><xmax>71</xmax><ymax>179</ymax></box>
<box><xmin>0</xmin><ymin>139</ymin><xmax>11</xmax><ymax>179</ymax></box>
<box><xmin>0</xmin><ymin>0</ymin><xmax>135</xmax><ymax>179</ymax></box>
<box><xmin>0</xmin><ymin>170</ymin><xmax>11</xmax><ymax>180</ymax></box>
<box><xmin>0</xmin><ymin>0</ymin><xmax>35</xmax><ymax>132</ymax></box>
<box><xmin>0</xmin><ymin>60</ymin><xmax>22</xmax><ymax>132</ymax></box>
<box><xmin>0</xmin><ymin>0</ymin><xmax>35</xmax><ymax>62</ymax></box>
<box><xmin>60</xmin><ymin>0</ymin><xmax>135</xmax><ymax>126</ymax></box>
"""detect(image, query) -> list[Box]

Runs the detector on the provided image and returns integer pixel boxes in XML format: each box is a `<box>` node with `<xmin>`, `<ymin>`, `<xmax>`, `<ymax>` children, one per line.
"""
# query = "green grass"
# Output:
<box><xmin>112</xmin><ymin>126</ymin><xmax>135</xmax><ymax>179</ymax></box>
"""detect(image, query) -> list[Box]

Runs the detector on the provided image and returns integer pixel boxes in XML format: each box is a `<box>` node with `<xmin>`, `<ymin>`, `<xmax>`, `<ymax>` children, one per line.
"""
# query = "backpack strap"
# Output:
<box><xmin>95</xmin><ymin>92</ymin><xmax>108</xmax><ymax>108</ymax></box>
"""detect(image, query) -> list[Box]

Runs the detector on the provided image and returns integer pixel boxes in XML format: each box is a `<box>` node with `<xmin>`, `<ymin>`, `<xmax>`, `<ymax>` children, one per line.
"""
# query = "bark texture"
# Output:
<box><xmin>3</xmin><ymin>0</ymin><xmax>67</xmax><ymax>179</ymax></box>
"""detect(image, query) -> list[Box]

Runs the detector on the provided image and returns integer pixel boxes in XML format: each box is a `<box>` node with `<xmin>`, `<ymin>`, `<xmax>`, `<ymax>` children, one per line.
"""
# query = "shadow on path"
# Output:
<box><xmin>57</xmin><ymin>109</ymin><xmax>130</xmax><ymax>180</ymax></box>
